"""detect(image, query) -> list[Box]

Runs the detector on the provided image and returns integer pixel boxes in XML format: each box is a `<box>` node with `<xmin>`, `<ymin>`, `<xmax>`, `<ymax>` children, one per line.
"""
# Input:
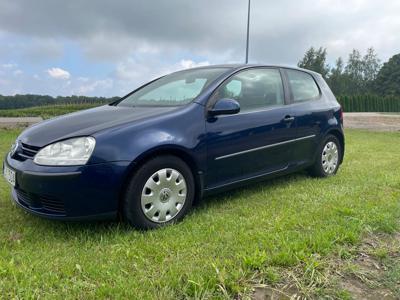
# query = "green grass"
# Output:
<box><xmin>0</xmin><ymin>129</ymin><xmax>399</xmax><ymax>299</ymax></box>
<box><xmin>0</xmin><ymin>103</ymin><xmax>104</xmax><ymax>119</ymax></box>
<box><xmin>384</xmin><ymin>260</ymin><xmax>400</xmax><ymax>297</ymax></box>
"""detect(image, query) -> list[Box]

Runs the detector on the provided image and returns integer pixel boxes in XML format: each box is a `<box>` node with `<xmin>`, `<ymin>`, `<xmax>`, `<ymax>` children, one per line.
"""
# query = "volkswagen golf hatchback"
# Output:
<box><xmin>4</xmin><ymin>65</ymin><xmax>344</xmax><ymax>229</ymax></box>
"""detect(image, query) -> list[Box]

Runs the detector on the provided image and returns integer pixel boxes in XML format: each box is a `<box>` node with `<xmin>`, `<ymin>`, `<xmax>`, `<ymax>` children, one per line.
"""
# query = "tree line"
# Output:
<box><xmin>299</xmin><ymin>47</ymin><xmax>400</xmax><ymax>112</ymax></box>
<box><xmin>298</xmin><ymin>47</ymin><xmax>400</xmax><ymax>97</ymax></box>
<box><xmin>0</xmin><ymin>95</ymin><xmax>119</xmax><ymax>110</ymax></box>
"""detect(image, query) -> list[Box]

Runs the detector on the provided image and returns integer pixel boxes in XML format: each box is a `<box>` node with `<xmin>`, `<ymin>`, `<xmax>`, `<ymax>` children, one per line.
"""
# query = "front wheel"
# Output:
<box><xmin>308</xmin><ymin>135</ymin><xmax>341</xmax><ymax>178</ymax></box>
<box><xmin>123</xmin><ymin>155</ymin><xmax>195</xmax><ymax>229</ymax></box>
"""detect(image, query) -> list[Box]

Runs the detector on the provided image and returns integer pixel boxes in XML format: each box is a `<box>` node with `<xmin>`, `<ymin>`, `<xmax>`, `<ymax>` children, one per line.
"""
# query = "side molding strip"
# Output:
<box><xmin>215</xmin><ymin>134</ymin><xmax>316</xmax><ymax>160</ymax></box>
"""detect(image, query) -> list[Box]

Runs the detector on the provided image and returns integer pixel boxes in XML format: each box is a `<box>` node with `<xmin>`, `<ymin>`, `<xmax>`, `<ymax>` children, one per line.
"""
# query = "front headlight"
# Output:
<box><xmin>34</xmin><ymin>137</ymin><xmax>96</xmax><ymax>166</ymax></box>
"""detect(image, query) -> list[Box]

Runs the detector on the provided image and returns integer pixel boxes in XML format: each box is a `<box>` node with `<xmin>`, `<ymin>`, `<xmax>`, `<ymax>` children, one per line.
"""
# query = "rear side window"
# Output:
<box><xmin>286</xmin><ymin>70</ymin><xmax>320</xmax><ymax>102</ymax></box>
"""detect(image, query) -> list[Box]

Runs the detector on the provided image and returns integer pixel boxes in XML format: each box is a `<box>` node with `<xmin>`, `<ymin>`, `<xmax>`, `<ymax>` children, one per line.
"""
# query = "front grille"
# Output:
<box><xmin>19</xmin><ymin>143</ymin><xmax>40</xmax><ymax>159</ymax></box>
<box><xmin>13</xmin><ymin>142</ymin><xmax>41</xmax><ymax>161</ymax></box>
<box><xmin>16</xmin><ymin>189</ymin><xmax>66</xmax><ymax>214</ymax></box>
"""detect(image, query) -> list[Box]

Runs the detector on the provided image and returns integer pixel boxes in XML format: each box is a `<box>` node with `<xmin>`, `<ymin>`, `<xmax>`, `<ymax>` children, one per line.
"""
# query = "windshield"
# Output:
<box><xmin>117</xmin><ymin>68</ymin><xmax>228</xmax><ymax>107</ymax></box>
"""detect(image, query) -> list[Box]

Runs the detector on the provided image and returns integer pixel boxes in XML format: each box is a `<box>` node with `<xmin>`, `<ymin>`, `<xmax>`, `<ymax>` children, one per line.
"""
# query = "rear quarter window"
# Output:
<box><xmin>286</xmin><ymin>69</ymin><xmax>320</xmax><ymax>102</ymax></box>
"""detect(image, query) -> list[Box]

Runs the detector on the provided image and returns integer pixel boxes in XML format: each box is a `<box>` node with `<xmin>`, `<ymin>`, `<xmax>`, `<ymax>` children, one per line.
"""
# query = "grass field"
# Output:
<box><xmin>0</xmin><ymin>129</ymin><xmax>399</xmax><ymax>299</ymax></box>
<box><xmin>0</xmin><ymin>103</ymin><xmax>103</xmax><ymax>119</ymax></box>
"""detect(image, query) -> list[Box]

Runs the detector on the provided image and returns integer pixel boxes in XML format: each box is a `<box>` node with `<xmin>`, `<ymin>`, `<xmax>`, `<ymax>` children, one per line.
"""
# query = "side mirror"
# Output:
<box><xmin>209</xmin><ymin>98</ymin><xmax>240</xmax><ymax>116</ymax></box>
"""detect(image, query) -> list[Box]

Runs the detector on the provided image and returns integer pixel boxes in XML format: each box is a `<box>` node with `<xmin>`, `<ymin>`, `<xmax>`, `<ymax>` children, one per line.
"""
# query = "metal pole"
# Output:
<box><xmin>245</xmin><ymin>0</ymin><xmax>251</xmax><ymax>64</ymax></box>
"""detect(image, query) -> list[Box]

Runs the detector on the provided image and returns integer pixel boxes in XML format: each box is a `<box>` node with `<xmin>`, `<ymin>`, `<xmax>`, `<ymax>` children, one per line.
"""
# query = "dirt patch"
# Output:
<box><xmin>253</xmin><ymin>286</ymin><xmax>290</xmax><ymax>300</ymax></box>
<box><xmin>337</xmin><ymin>233</ymin><xmax>400</xmax><ymax>299</ymax></box>
<box><xmin>340</xmin><ymin>277</ymin><xmax>395</xmax><ymax>300</ymax></box>
<box><xmin>252</xmin><ymin>232</ymin><xmax>400</xmax><ymax>299</ymax></box>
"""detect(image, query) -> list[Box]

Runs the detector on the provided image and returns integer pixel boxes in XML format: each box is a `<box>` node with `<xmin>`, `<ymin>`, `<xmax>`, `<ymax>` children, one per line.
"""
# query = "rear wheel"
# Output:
<box><xmin>308</xmin><ymin>134</ymin><xmax>341</xmax><ymax>177</ymax></box>
<box><xmin>123</xmin><ymin>155</ymin><xmax>195</xmax><ymax>229</ymax></box>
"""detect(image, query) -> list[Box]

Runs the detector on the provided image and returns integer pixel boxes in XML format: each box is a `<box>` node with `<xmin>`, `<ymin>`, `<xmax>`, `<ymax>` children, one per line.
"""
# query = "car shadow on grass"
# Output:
<box><xmin>194</xmin><ymin>171</ymin><xmax>310</xmax><ymax>210</ymax></box>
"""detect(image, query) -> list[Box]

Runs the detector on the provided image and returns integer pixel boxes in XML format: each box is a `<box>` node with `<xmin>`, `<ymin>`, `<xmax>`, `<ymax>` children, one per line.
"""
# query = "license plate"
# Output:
<box><xmin>3</xmin><ymin>165</ymin><xmax>16</xmax><ymax>187</ymax></box>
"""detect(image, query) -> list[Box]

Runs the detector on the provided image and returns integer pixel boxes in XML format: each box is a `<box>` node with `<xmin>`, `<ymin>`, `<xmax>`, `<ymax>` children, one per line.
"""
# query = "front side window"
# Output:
<box><xmin>286</xmin><ymin>69</ymin><xmax>320</xmax><ymax>102</ymax></box>
<box><xmin>224</xmin><ymin>80</ymin><xmax>242</xmax><ymax>98</ymax></box>
<box><xmin>118</xmin><ymin>68</ymin><xmax>227</xmax><ymax>107</ymax></box>
<box><xmin>213</xmin><ymin>68</ymin><xmax>284</xmax><ymax>112</ymax></box>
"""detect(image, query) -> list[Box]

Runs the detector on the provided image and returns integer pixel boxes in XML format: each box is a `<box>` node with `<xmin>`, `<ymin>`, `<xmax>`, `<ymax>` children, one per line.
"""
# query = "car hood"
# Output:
<box><xmin>19</xmin><ymin>105</ymin><xmax>178</xmax><ymax>147</ymax></box>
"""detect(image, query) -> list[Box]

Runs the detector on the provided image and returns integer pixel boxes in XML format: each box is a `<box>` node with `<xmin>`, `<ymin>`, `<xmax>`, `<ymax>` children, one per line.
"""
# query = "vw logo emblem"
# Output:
<box><xmin>10</xmin><ymin>141</ymin><xmax>19</xmax><ymax>156</ymax></box>
<box><xmin>159</xmin><ymin>188</ymin><xmax>171</xmax><ymax>202</ymax></box>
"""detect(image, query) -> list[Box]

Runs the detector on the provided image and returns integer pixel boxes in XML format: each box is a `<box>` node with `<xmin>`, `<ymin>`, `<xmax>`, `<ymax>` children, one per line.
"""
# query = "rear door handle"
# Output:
<box><xmin>283</xmin><ymin>115</ymin><xmax>295</xmax><ymax>123</ymax></box>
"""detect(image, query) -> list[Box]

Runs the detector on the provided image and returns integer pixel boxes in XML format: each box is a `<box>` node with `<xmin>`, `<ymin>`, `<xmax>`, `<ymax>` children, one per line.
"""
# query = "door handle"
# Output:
<box><xmin>283</xmin><ymin>115</ymin><xmax>295</xmax><ymax>123</ymax></box>
<box><xmin>313</xmin><ymin>121</ymin><xmax>321</xmax><ymax>126</ymax></box>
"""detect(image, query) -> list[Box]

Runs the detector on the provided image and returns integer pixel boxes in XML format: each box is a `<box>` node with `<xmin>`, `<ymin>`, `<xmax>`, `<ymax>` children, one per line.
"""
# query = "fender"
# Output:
<box><xmin>91</xmin><ymin>103</ymin><xmax>207</xmax><ymax>168</ymax></box>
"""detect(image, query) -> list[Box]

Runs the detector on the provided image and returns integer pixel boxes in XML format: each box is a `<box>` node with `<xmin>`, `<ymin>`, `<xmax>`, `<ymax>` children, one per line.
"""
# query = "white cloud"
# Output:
<box><xmin>0</xmin><ymin>78</ymin><xmax>10</xmax><ymax>85</ymax></box>
<box><xmin>179</xmin><ymin>59</ymin><xmax>210</xmax><ymax>69</ymax></box>
<box><xmin>13</xmin><ymin>69</ymin><xmax>23</xmax><ymax>76</ymax></box>
<box><xmin>114</xmin><ymin>59</ymin><xmax>142</xmax><ymax>81</ymax></box>
<box><xmin>76</xmin><ymin>78</ymin><xmax>113</xmax><ymax>94</ymax></box>
<box><xmin>47</xmin><ymin>67</ymin><xmax>70</xmax><ymax>80</ymax></box>
<box><xmin>2</xmin><ymin>63</ymin><xmax>17</xmax><ymax>69</ymax></box>
<box><xmin>77</xmin><ymin>76</ymin><xmax>89</xmax><ymax>82</ymax></box>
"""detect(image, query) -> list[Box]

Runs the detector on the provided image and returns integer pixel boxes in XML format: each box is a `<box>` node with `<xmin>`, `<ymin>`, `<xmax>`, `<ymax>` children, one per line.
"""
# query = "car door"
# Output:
<box><xmin>205</xmin><ymin>68</ymin><xmax>297</xmax><ymax>189</ymax></box>
<box><xmin>283</xmin><ymin>69</ymin><xmax>324</xmax><ymax>166</ymax></box>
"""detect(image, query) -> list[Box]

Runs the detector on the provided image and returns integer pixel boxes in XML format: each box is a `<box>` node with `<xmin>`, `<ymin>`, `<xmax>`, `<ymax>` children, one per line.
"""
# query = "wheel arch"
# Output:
<box><xmin>325</xmin><ymin>128</ymin><xmax>345</xmax><ymax>164</ymax></box>
<box><xmin>117</xmin><ymin>145</ymin><xmax>204</xmax><ymax>216</ymax></box>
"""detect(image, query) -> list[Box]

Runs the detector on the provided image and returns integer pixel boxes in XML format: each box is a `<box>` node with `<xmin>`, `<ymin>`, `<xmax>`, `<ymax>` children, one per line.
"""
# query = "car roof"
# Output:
<box><xmin>192</xmin><ymin>64</ymin><xmax>321</xmax><ymax>76</ymax></box>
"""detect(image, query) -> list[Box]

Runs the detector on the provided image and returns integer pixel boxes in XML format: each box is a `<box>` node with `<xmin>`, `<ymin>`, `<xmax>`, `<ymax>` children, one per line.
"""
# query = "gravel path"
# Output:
<box><xmin>344</xmin><ymin>113</ymin><xmax>400</xmax><ymax>131</ymax></box>
<box><xmin>0</xmin><ymin>113</ymin><xmax>399</xmax><ymax>131</ymax></box>
<box><xmin>0</xmin><ymin>117</ymin><xmax>43</xmax><ymax>129</ymax></box>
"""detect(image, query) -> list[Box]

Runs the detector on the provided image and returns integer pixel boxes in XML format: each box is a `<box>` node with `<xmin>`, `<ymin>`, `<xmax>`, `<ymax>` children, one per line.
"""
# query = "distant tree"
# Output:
<box><xmin>373</xmin><ymin>53</ymin><xmax>400</xmax><ymax>96</ymax></box>
<box><xmin>297</xmin><ymin>47</ymin><xmax>383</xmax><ymax>95</ymax></box>
<box><xmin>327</xmin><ymin>57</ymin><xmax>346</xmax><ymax>95</ymax></box>
<box><xmin>343</xmin><ymin>49</ymin><xmax>365</xmax><ymax>94</ymax></box>
<box><xmin>363</xmin><ymin>47</ymin><xmax>381</xmax><ymax>82</ymax></box>
<box><xmin>342</xmin><ymin>48</ymin><xmax>381</xmax><ymax>94</ymax></box>
<box><xmin>298</xmin><ymin>47</ymin><xmax>330</xmax><ymax>78</ymax></box>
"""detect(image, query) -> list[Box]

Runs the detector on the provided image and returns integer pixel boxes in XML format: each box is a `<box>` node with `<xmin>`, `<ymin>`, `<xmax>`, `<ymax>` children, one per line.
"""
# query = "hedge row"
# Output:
<box><xmin>337</xmin><ymin>95</ymin><xmax>400</xmax><ymax>112</ymax></box>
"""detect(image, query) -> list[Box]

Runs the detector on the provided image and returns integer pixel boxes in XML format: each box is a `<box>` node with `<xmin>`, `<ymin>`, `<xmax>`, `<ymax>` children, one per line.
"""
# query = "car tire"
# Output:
<box><xmin>308</xmin><ymin>134</ymin><xmax>341</xmax><ymax>178</ymax></box>
<box><xmin>122</xmin><ymin>155</ymin><xmax>195</xmax><ymax>229</ymax></box>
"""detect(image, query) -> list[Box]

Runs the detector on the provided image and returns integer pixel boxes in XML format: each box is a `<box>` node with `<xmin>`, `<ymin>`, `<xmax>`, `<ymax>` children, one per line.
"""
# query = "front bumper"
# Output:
<box><xmin>4</xmin><ymin>153</ymin><xmax>131</xmax><ymax>220</ymax></box>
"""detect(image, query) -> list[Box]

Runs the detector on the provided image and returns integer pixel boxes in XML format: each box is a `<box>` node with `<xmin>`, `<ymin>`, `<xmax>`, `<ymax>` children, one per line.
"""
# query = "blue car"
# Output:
<box><xmin>3</xmin><ymin>65</ymin><xmax>344</xmax><ymax>229</ymax></box>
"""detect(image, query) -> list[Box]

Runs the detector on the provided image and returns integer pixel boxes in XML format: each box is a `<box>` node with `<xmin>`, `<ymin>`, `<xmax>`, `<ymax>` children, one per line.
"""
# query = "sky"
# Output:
<box><xmin>0</xmin><ymin>0</ymin><xmax>399</xmax><ymax>97</ymax></box>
